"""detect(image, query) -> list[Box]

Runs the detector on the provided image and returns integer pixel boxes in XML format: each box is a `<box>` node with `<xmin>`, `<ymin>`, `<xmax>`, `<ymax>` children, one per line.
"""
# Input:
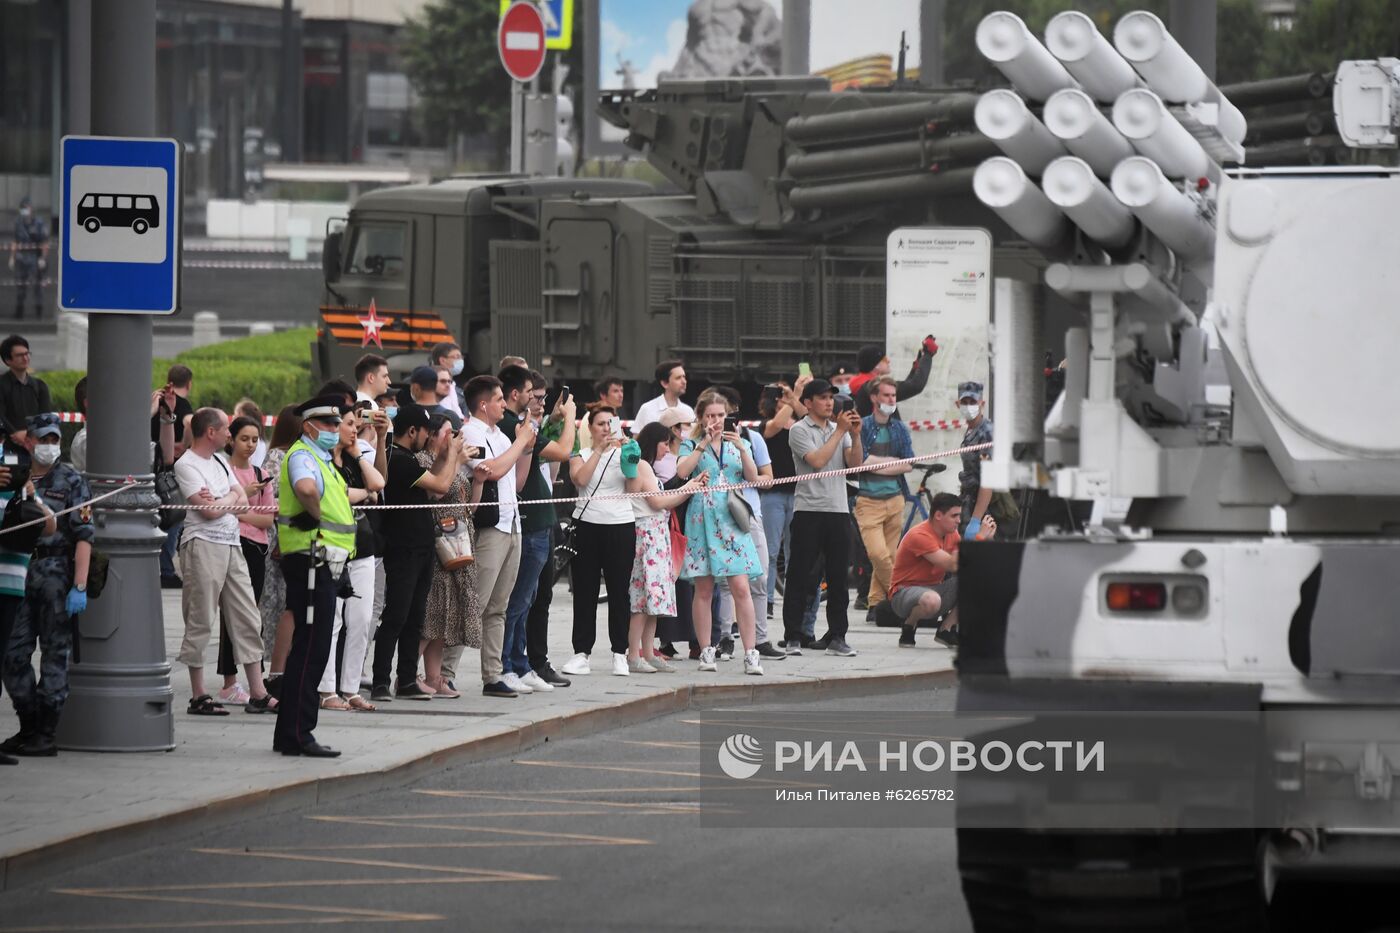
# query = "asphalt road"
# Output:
<box><xmin>0</xmin><ymin>689</ymin><xmax>971</xmax><ymax>933</ymax></box>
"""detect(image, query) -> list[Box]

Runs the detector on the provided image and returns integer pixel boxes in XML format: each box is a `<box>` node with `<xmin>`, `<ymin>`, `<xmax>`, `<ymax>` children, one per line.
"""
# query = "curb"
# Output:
<box><xmin>0</xmin><ymin>667</ymin><xmax>955</xmax><ymax>893</ymax></box>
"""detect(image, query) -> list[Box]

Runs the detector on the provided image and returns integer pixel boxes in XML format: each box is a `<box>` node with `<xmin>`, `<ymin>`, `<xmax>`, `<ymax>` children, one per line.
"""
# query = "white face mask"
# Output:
<box><xmin>960</xmin><ymin>403</ymin><xmax>980</xmax><ymax>421</ymax></box>
<box><xmin>32</xmin><ymin>443</ymin><xmax>59</xmax><ymax>466</ymax></box>
<box><xmin>878</xmin><ymin>403</ymin><xmax>897</xmax><ymax>416</ymax></box>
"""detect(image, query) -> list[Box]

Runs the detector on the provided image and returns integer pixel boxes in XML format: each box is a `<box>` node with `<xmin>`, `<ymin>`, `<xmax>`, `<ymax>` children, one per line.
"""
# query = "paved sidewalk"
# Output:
<box><xmin>0</xmin><ymin>588</ymin><xmax>955</xmax><ymax>890</ymax></box>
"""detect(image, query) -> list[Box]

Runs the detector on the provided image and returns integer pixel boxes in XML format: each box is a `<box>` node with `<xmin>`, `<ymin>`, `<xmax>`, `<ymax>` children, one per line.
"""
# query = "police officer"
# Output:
<box><xmin>0</xmin><ymin>413</ymin><xmax>92</xmax><ymax>757</ymax></box>
<box><xmin>956</xmin><ymin>381</ymin><xmax>994</xmax><ymax>538</ymax></box>
<box><xmin>8</xmin><ymin>198</ymin><xmax>49</xmax><ymax>319</ymax></box>
<box><xmin>273</xmin><ymin>396</ymin><xmax>357</xmax><ymax>758</ymax></box>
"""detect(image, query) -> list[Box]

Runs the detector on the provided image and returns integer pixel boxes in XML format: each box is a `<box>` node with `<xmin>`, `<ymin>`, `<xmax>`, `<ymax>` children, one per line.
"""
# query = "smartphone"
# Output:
<box><xmin>543</xmin><ymin>384</ymin><xmax>571</xmax><ymax>414</ymax></box>
<box><xmin>798</xmin><ymin>362</ymin><xmax>812</xmax><ymax>379</ymax></box>
<box><xmin>610</xmin><ymin>418</ymin><xmax>624</xmax><ymax>440</ymax></box>
<box><xmin>760</xmin><ymin>384</ymin><xmax>783</xmax><ymax>404</ymax></box>
<box><xmin>723</xmin><ymin>415</ymin><xmax>740</xmax><ymax>434</ymax></box>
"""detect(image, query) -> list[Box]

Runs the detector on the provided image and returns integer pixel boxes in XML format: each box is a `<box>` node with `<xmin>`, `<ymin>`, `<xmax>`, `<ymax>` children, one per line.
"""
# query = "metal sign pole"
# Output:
<box><xmin>59</xmin><ymin>0</ymin><xmax>175</xmax><ymax>752</ymax></box>
<box><xmin>511</xmin><ymin>79</ymin><xmax>525</xmax><ymax>173</ymax></box>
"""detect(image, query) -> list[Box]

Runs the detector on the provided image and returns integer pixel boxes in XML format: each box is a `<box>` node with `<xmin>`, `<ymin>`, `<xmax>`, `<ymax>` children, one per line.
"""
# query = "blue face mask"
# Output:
<box><xmin>450</xmin><ymin>359</ymin><xmax>464</xmax><ymax>376</ymax></box>
<box><xmin>314</xmin><ymin>430</ymin><xmax>339</xmax><ymax>451</ymax></box>
<box><xmin>384</xmin><ymin>406</ymin><xmax>399</xmax><ymax>421</ymax></box>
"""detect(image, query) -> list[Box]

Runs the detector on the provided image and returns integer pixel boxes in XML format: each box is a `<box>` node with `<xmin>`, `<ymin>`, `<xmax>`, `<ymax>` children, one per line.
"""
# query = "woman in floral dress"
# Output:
<box><xmin>415</xmin><ymin>415</ymin><xmax>482</xmax><ymax>697</ymax></box>
<box><xmin>623</xmin><ymin>422</ymin><xmax>704</xmax><ymax>674</ymax></box>
<box><xmin>676</xmin><ymin>393</ymin><xmax>765</xmax><ymax>675</ymax></box>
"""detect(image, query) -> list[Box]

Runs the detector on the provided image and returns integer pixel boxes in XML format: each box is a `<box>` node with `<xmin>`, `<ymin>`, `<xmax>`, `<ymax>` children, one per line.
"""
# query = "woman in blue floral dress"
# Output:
<box><xmin>676</xmin><ymin>392</ymin><xmax>766</xmax><ymax>675</ymax></box>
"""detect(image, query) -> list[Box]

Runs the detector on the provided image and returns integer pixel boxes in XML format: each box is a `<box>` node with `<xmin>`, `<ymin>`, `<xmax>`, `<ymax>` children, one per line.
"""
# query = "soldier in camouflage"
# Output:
<box><xmin>956</xmin><ymin>381</ymin><xmax>994</xmax><ymax>538</ymax></box>
<box><xmin>0</xmin><ymin>413</ymin><xmax>94</xmax><ymax>758</ymax></box>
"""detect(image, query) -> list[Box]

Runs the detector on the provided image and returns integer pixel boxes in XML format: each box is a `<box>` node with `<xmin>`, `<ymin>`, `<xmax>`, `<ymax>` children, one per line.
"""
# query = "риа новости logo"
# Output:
<box><xmin>717</xmin><ymin>733</ymin><xmax>763</xmax><ymax>780</ymax></box>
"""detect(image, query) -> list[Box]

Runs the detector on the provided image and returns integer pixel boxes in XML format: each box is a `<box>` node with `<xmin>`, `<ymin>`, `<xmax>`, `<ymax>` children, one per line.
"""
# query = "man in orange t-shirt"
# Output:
<box><xmin>889</xmin><ymin>492</ymin><xmax>995</xmax><ymax>648</ymax></box>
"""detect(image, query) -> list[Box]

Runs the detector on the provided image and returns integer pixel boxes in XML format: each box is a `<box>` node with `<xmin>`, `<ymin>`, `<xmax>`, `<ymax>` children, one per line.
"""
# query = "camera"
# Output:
<box><xmin>1</xmin><ymin>448</ymin><xmax>32</xmax><ymax>493</ymax></box>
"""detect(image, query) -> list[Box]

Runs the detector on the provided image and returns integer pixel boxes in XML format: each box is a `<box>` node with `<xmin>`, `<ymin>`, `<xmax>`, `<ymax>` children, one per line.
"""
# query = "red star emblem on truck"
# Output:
<box><xmin>358</xmin><ymin>299</ymin><xmax>385</xmax><ymax>348</ymax></box>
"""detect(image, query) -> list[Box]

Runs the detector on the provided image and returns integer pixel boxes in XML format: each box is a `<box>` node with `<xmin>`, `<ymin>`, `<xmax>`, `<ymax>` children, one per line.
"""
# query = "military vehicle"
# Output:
<box><xmin>313</xmin><ymin>76</ymin><xmax>1036</xmax><ymax>393</ymax></box>
<box><xmin>955</xmin><ymin>10</ymin><xmax>1400</xmax><ymax>929</ymax></box>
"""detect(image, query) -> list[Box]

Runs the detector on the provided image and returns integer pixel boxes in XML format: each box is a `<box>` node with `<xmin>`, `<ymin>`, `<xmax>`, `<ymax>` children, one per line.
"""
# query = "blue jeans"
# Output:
<box><xmin>503</xmin><ymin>529</ymin><xmax>550</xmax><ymax>677</ymax></box>
<box><xmin>759</xmin><ymin>490</ymin><xmax>794</xmax><ymax>607</ymax></box>
<box><xmin>160</xmin><ymin>523</ymin><xmax>182</xmax><ymax>579</ymax></box>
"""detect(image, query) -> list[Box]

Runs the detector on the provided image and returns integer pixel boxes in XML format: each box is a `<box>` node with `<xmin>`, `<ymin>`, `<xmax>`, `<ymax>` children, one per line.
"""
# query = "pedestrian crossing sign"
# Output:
<box><xmin>500</xmin><ymin>0</ymin><xmax>572</xmax><ymax>50</ymax></box>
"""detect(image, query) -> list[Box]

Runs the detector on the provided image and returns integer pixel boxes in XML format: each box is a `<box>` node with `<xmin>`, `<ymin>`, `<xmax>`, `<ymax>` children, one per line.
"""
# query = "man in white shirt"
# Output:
<box><xmin>461</xmin><ymin>375</ymin><xmax>536</xmax><ymax>698</ymax></box>
<box><xmin>354</xmin><ymin>353</ymin><xmax>390</xmax><ymax>408</ymax></box>
<box><xmin>632</xmin><ymin>359</ymin><xmax>696</xmax><ymax>432</ymax></box>
<box><xmin>174</xmin><ymin>408</ymin><xmax>276</xmax><ymax>714</ymax></box>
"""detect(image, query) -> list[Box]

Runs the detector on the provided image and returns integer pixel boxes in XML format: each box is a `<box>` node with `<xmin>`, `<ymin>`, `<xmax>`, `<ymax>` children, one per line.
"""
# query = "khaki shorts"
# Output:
<box><xmin>890</xmin><ymin>578</ymin><xmax>957</xmax><ymax>622</ymax></box>
<box><xmin>177</xmin><ymin>536</ymin><xmax>263</xmax><ymax>668</ymax></box>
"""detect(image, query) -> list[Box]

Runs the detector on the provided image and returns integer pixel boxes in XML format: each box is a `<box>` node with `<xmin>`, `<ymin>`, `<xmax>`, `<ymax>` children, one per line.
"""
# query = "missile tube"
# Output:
<box><xmin>975</xmin><ymin>89</ymin><xmax>1067</xmax><ymax>175</ymax></box>
<box><xmin>788</xmin><ymin>167</ymin><xmax>977</xmax><ymax>212</ymax></box>
<box><xmin>1044</xmin><ymin>11</ymin><xmax>1139</xmax><ymax>103</ymax></box>
<box><xmin>1113</xmin><ymin>11</ymin><xmax>1246</xmax><ymax>145</ymax></box>
<box><xmin>784</xmin><ymin>97</ymin><xmax>978</xmax><ymax>145</ymax></box>
<box><xmin>1112</xmin><ymin>88</ymin><xmax>1216</xmax><ymax>181</ymax></box>
<box><xmin>976</xmin><ymin>11</ymin><xmax>1077</xmax><ymax>101</ymax></box>
<box><xmin>785</xmin><ymin>135</ymin><xmax>1000</xmax><ymax>181</ymax></box>
<box><xmin>1110</xmin><ymin>156</ymin><xmax>1214</xmax><ymax>260</ymax></box>
<box><xmin>974</xmin><ymin>156</ymin><xmax>1069</xmax><ymax>248</ymax></box>
<box><xmin>1043</xmin><ymin>88</ymin><xmax>1135</xmax><ymax>177</ymax></box>
<box><xmin>1042</xmin><ymin>156</ymin><xmax>1135</xmax><ymax>249</ymax></box>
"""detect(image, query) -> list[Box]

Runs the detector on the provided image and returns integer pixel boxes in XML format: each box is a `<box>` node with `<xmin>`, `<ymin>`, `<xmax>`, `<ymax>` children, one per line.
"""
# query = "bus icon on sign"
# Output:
<box><xmin>78</xmin><ymin>193</ymin><xmax>160</xmax><ymax>235</ymax></box>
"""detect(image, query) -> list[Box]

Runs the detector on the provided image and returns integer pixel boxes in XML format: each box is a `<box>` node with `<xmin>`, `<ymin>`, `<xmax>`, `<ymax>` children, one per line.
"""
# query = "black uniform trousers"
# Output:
<box><xmin>781</xmin><ymin>511</ymin><xmax>851</xmax><ymax>643</ymax></box>
<box><xmin>273</xmin><ymin>552</ymin><xmax>338</xmax><ymax>751</ymax></box>
<box><xmin>373</xmin><ymin>546</ymin><xmax>433</xmax><ymax>689</ymax></box>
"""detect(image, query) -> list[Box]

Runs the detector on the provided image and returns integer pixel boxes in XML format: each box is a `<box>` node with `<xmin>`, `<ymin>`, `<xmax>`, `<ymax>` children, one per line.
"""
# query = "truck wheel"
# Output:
<box><xmin>84</xmin><ymin>218</ymin><xmax>100</xmax><ymax>233</ymax></box>
<box><xmin>957</xmin><ymin>828</ymin><xmax>1265</xmax><ymax>932</ymax></box>
<box><xmin>132</xmin><ymin>218</ymin><xmax>149</xmax><ymax>235</ymax></box>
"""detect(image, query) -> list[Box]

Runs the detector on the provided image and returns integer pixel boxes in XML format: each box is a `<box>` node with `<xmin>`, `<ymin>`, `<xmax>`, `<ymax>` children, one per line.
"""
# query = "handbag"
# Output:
<box><xmin>727</xmin><ymin>491</ymin><xmax>754</xmax><ymax>533</ymax></box>
<box><xmin>434</xmin><ymin>515</ymin><xmax>475</xmax><ymax>569</ymax></box>
<box><xmin>471</xmin><ymin>434</ymin><xmax>500</xmax><ymax>529</ymax></box>
<box><xmin>668</xmin><ymin>509</ymin><xmax>687</xmax><ymax>581</ymax></box>
<box><xmin>154</xmin><ymin>468</ymin><xmax>183</xmax><ymax>531</ymax></box>
<box><xmin>554</xmin><ymin>449</ymin><xmax>617</xmax><ymax>579</ymax></box>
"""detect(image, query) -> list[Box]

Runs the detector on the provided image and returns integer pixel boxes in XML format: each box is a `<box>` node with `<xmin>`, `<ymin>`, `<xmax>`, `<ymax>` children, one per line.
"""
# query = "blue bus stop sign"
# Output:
<box><xmin>59</xmin><ymin>136</ymin><xmax>181</xmax><ymax>314</ymax></box>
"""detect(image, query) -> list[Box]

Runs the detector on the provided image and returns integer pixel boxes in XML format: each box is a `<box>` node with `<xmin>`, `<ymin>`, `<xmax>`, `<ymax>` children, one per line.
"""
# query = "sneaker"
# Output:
<box><xmin>612</xmin><ymin>653</ymin><xmax>630</xmax><ymax>676</ymax></box>
<box><xmin>520</xmin><ymin>670</ymin><xmax>555</xmax><ymax>692</ymax></box>
<box><xmin>415</xmin><ymin>677</ymin><xmax>438</xmax><ymax>696</ymax></box>
<box><xmin>370</xmin><ymin>684</ymin><xmax>394</xmax><ymax>703</ymax></box>
<box><xmin>866</xmin><ymin>607</ymin><xmax>880</xmax><ymax>623</ymax></box>
<box><xmin>698</xmin><ymin>646</ymin><xmax>718</xmax><ymax>672</ymax></box>
<box><xmin>898</xmin><ymin>625</ymin><xmax>917</xmax><ymax>648</ymax></box>
<box><xmin>218</xmin><ymin>682</ymin><xmax>251</xmax><ymax>705</ymax></box>
<box><xmin>501</xmin><ymin>672</ymin><xmax>534</xmax><ymax>695</ymax></box>
<box><xmin>854</xmin><ymin>595</ymin><xmax>869</xmax><ymax>611</ymax></box>
<box><xmin>483</xmin><ymin>680</ymin><xmax>518</xmax><ymax>698</ymax></box>
<box><xmin>560</xmin><ymin>653</ymin><xmax>591</xmax><ymax>676</ymax></box>
<box><xmin>744</xmin><ymin>649</ymin><xmax>764</xmax><ymax>676</ymax></box>
<box><xmin>935</xmin><ymin>627</ymin><xmax>960</xmax><ymax>649</ymax></box>
<box><xmin>782</xmin><ymin>639</ymin><xmax>803</xmax><ymax>656</ymax></box>
<box><xmin>628</xmin><ymin>656</ymin><xmax>657</xmax><ymax>674</ymax></box>
<box><xmin>646</xmin><ymin>655</ymin><xmax>677</xmax><ymax>673</ymax></box>
<box><xmin>802</xmin><ymin>634</ymin><xmax>829</xmax><ymax>652</ymax></box>
<box><xmin>536</xmin><ymin>665</ymin><xmax>571</xmax><ymax>688</ymax></box>
<box><xmin>766</xmin><ymin>604</ymin><xmax>774</xmax><ymax>620</ymax></box>
<box><xmin>717</xmin><ymin>637</ymin><xmax>734</xmax><ymax>661</ymax></box>
<box><xmin>825</xmin><ymin>638</ymin><xmax>858</xmax><ymax>657</ymax></box>
<box><xmin>395</xmin><ymin>682</ymin><xmax>434</xmax><ymax>701</ymax></box>
<box><xmin>756</xmin><ymin>641</ymin><xmax>787</xmax><ymax>660</ymax></box>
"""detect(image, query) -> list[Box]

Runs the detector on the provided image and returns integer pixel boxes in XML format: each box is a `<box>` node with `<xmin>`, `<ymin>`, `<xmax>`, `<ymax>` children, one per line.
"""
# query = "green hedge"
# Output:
<box><xmin>37</xmin><ymin>327</ymin><xmax>317</xmax><ymax>415</ymax></box>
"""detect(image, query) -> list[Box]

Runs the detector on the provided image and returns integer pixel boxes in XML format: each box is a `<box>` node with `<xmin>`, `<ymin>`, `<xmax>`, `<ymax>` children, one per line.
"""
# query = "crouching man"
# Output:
<box><xmin>887</xmin><ymin>492</ymin><xmax>995</xmax><ymax>649</ymax></box>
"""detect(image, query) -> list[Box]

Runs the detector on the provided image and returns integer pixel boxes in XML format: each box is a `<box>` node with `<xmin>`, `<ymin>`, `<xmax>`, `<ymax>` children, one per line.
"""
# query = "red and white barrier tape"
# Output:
<box><xmin>47</xmin><ymin>413</ymin><xmax>968</xmax><ymax>432</ymax></box>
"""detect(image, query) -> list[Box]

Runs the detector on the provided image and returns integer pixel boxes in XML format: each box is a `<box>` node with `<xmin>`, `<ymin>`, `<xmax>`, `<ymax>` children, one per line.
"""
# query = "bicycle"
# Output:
<box><xmin>902</xmin><ymin>462</ymin><xmax>947</xmax><ymax>538</ymax></box>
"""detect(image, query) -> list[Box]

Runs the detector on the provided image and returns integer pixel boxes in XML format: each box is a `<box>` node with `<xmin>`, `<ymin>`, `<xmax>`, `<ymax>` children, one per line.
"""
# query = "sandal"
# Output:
<box><xmin>345</xmin><ymin>694</ymin><xmax>377</xmax><ymax>712</ymax></box>
<box><xmin>320</xmin><ymin>694</ymin><xmax>351</xmax><ymax>711</ymax></box>
<box><xmin>244</xmin><ymin>693</ymin><xmax>277</xmax><ymax>714</ymax></box>
<box><xmin>188</xmin><ymin>694</ymin><xmax>230</xmax><ymax>716</ymax></box>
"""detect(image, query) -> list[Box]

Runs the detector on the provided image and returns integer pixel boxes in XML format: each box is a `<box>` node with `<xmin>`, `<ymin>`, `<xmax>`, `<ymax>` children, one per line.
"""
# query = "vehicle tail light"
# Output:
<box><xmin>1105</xmin><ymin>581</ymin><xmax>1167</xmax><ymax>612</ymax></box>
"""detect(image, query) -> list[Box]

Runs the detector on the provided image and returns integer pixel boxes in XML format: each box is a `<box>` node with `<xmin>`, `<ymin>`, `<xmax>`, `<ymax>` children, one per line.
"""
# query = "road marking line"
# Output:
<box><xmin>193</xmin><ymin>848</ymin><xmax>557</xmax><ymax>878</ymax></box>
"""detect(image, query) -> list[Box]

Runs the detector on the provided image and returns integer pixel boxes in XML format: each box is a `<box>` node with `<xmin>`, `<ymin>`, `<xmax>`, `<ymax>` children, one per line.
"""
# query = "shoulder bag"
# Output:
<box><xmin>471</xmin><ymin>434</ymin><xmax>500</xmax><ymax>530</ymax></box>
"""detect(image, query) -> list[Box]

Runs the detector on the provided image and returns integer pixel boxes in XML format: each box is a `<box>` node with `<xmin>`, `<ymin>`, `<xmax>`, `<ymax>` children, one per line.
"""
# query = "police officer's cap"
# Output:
<box><xmin>392</xmin><ymin>403</ymin><xmax>431</xmax><ymax>435</ymax></box>
<box><xmin>26</xmin><ymin>412</ymin><xmax>61</xmax><ymax>439</ymax></box>
<box><xmin>957</xmin><ymin>381</ymin><xmax>984</xmax><ymax>402</ymax></box>
<box><xmin>295</xmin><ymin>396</ymin><xmax>344</xmax><ymax>425</ymax></box>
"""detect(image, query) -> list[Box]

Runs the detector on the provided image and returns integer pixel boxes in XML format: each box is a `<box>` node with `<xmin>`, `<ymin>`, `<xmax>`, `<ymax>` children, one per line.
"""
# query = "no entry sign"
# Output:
<box><xmin>499</xmin><ymin>1</ymin><xmax>547</xmax><ymax>83</ymax></box>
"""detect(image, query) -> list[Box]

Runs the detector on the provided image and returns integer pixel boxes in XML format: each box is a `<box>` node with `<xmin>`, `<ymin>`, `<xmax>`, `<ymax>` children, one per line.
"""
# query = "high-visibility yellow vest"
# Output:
<box><xmin>277</xmin><ymin>438</ymin><xmax>356</xmax><ymax>557</ymax></box>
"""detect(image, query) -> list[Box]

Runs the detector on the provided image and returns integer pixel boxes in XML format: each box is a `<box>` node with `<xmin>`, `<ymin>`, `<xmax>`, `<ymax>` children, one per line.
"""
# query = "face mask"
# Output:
<box><xmin>33</xmin><ymin>444</ymin><xmax>59</xmax><ymax>466</ymax></box>
<box><xmin>384</xmin><ymin>406</ymin><xmax>398</xmax><ymax>421</ymax></box>
<box><xmin>960</xmin><ymin>403</ymin><xmax>980</xmax><ymax>421</ymax></box>
<box><xmin>19</xmin><ymin>208</ymin><xmax>31</xmax><ymax>219</ymax></box>
<box><xmin>879</xmin><ymin>403</ymin><xmax>897</xmax><ymax>416</ymax></box>
<box><xmin>314</xmin><ymin>430</ymin><xmax>339</xmax><ymax>451</ymax></box>
<box><xmin>837</xmin><ymin>383</ymin><xmax>851</xmax><ymax>397</ymax></box>
<box><xmin>450</xmin><ymin>359</ymin><xmax>464</xmax><ymax>376</ymax></box>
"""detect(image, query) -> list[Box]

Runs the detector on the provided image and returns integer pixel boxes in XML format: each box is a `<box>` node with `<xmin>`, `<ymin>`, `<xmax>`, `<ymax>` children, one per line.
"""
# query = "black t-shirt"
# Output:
<box><xmin>380</xmin><ymin>443</ymin><xmax>432</xmax><ymax>549</ymax></box>
<box><xmin>151</xmin><ymin>395</ymin><xmax>194</xmax><ymax>446</ymax></box>
<box><xmin>335</xmin><ymin>453</ymin><xmax>377</xmax><ymax>558</ymax></box>
<box><xmin>760</xmin><ymin>420</ymin><xmax>796</xmax><ymax>492</ymax></box>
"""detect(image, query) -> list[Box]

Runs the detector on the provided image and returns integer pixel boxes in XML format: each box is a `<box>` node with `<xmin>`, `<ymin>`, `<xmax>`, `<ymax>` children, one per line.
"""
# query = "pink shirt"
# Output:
<box><xmin>232</xmin><ymin>464</ymin><xmax>273</xmax><ymax>545</ymax></box>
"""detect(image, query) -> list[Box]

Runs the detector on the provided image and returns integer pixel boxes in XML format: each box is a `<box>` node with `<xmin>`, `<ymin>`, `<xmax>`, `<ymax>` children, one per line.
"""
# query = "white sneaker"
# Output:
<box><xmin>698</xmin><ymin>646</ymin><xmax>718</xmax><ymax>672</ymax></box>
<box><xmin>612</xmin><ymin>653</ymin><xmax>630</xmax><ymax>676</ymax></box>
<box><xmin>560</xmin><ymin>653</ymin><xmax>591</xmax><ymax>676</ymax></box>
<box><xmin>744</xmin><ymin>649</ymin><xmax>764</xmax><ymax>676</ymax></box>
<box><xmin>218</xmin><ymin>682</ymin><xmax>250</xmax><ymax>704</ymax></box>
<box><xmin>646</xmin><ymin>655</ymin><xmax>677</xmax><ymax>673</ymax></box>
<box><xmin>520</xmin><ymin>670</ymin><xmax>554</xmax><ymax>692</ymax></box>
<box><xmin>628</xmin><ymin>656</ymin><xmax>657</xmax><ymax>674</ymax></box>
<box><xmin>501</xmin><ymin>672</ymin><xmax>534</xmax><ymax>694</ymax></box>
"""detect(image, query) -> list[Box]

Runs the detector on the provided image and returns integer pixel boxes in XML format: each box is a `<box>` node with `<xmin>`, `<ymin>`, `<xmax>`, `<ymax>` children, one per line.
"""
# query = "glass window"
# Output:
<box><xmin>344</xmin><ymin>222</ymin><xmax>406</xmax><ymax>279</ymax></box>
<box><xmin>117</xmin><ymin>196</ymin><xmax>133</xmax><ymax>209</ymax></box>
<box><xmin>137</xmin><ymin>196</ymin><xmax>155</xmax><ymax>209</ymax></box>
<box><xmin>98</xmin><ymin>195</ymin><xmax>114</xmax><ymax>209</ymax></box>
<box><xmin>81</xmin><ymin>194</ymin><xmax>95</xmax><ymax>207</ymax></box>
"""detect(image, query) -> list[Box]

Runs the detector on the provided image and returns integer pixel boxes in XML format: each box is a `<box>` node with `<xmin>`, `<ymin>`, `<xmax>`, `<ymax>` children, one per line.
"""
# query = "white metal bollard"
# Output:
<box><xmin>191</xmin><ymin>311</ymin><xmax>221</xmax><ymax>347</ymax></box>
<box><xmin>286</xmin><ymin>218</ymin><xmax>310</xmax><ymax>262</ymax></box>
<box><xmin>62</xmin><ymin>311</ymin><xmax>89</xmax><ymax>371</ymax></box>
